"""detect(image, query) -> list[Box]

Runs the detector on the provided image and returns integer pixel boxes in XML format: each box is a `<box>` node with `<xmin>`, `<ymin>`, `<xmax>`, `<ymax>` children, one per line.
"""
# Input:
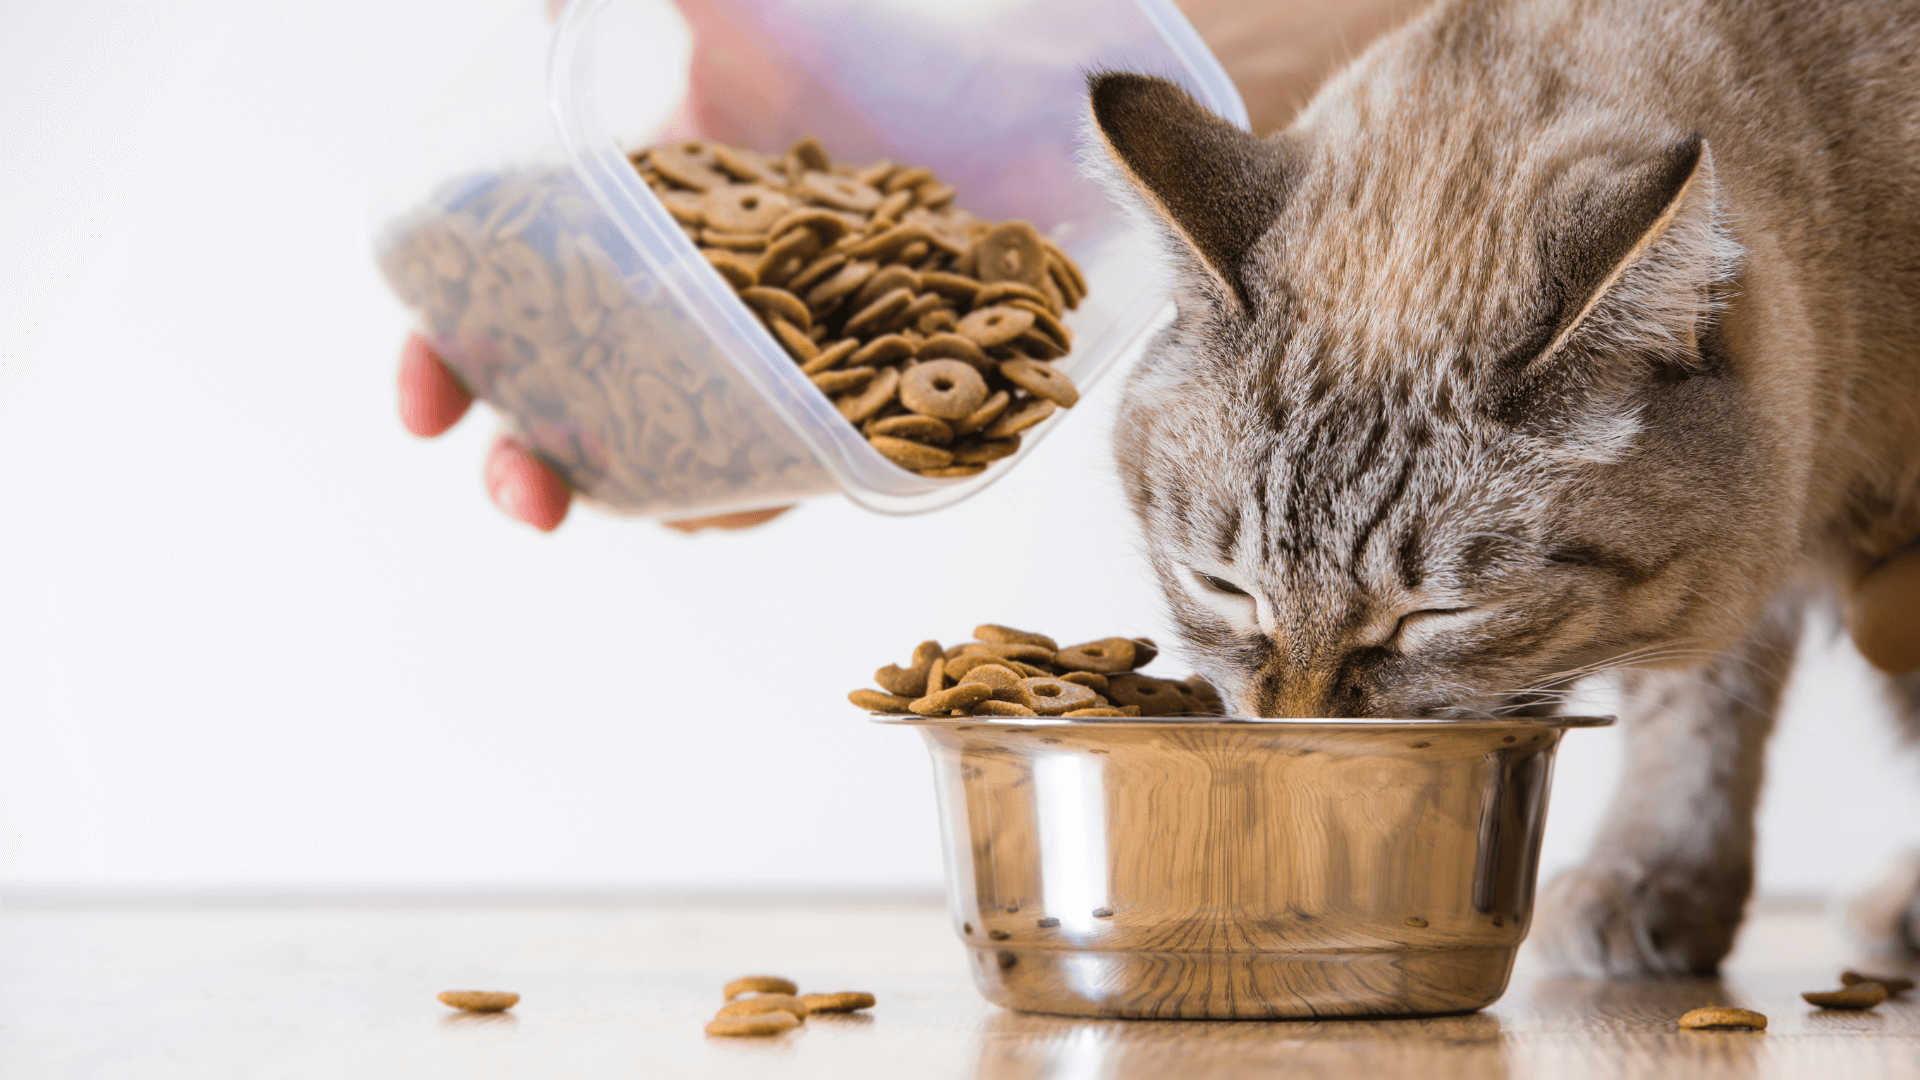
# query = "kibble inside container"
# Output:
<box><xmin>370</xmin><ymin>0</ymin><xmax>1245</xmax><ymax>520</ymax></box>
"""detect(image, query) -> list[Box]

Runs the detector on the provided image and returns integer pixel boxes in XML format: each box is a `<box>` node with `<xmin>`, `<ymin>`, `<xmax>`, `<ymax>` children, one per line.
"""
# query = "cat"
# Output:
<box><xmin>1087</xmin><ymin>0</ymin><xmax>1920</xmax><ymax>979</ymax></box>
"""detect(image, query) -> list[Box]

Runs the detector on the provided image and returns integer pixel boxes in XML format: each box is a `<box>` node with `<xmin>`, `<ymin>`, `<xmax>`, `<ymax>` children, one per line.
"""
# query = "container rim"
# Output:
<box><xmin>872</xmin><ymin>714</ymin><xmax>1616</xmax><ymax>730</ymax></box>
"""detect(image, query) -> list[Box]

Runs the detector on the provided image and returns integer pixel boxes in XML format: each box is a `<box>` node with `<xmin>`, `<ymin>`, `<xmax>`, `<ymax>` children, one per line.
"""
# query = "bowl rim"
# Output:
<box><xmin>871</xmin><ymin>714</ymin><xmax>1615</xmax><ymax>730</ymax></box>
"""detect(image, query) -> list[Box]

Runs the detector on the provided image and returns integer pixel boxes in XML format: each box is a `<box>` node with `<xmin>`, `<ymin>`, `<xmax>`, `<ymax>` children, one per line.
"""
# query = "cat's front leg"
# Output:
<box><xmin>1534</xmin><ymin>600</ymin><xmax>1803</xmax><ymax>978</ymax></box>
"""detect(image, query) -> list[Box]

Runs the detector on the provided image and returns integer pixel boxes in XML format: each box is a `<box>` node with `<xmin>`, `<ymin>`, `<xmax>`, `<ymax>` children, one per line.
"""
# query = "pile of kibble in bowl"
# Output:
<box><xmin>636</xmin><ymin>137</ymin><xmax>1087</xmax><ymax>479</ymax></box>
<box><xmin>849</xmin><ymin>624</ymin><xmax>1227</xmax><ymax>718</ymax></box>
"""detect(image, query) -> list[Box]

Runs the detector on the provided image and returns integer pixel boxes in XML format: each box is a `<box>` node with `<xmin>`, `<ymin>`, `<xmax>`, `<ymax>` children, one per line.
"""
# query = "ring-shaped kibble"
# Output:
<box><xmin>837</xmin><ymin>367</ymin><xmax>899</xmax><ymax>423</ymax></box>
<box><xmin>1054</xmin><ymin>638</ymin><xmax>1138</xmax><ymax>674</ymax></box>
<box><xmin>918</xmin><ymin>332</ymin><xmax>992</xmax><ymax>370</ymax></box>
<box><xmin>849</xmin><ymin>224</ymin><xmax>934</xmax><ymax>262</ymax></box>
<box><xmin>844</xmin><ymin>287</ymin><xmax>915</xmax><ymax>337</ymax></box>
<box><xmin>787</xmin><ymin>250</ymin><xmax>850</xmax><ymax>294</ymax></box>
<box><xmin>656</xmin><ymin>188</ymin><xmax>706</xmax><ymax>226</ymax></box>
<box><xmin>738</xmin><ymin>286</ymin><xmax>811</xmax><ymax>331</ymax></box>
<box><xmin>999</xmin><ymin>358</ymin><xmax>1079</xmax><ymax>408</ymax></box>
<box><xmin>976</xmin><ymin>221</ymin><xmax>1049</xmax><ymax>288</ymax></box>
<box><xmin>755</xmin><ymin>228</ymin><xmax>823</xmax><ymax>287</ymax></box>
<box><xmin>807</xmin><ymin>260</ymin><xmax>877</xmax><ymax>310</ymax></box>
<box><xmin>724</xmin><ymin>975</ymin><xmax>799</xmax><ymax>1000</ymax></box>
<box><xmin>870</xmin><ymin>434</ymin><xmax>954</xmax><ymax>471</ymax></box>
<box><xmin>951</xmin><ymin>437</ymin><xmax>1020</xmax><ymax>465</ymax></box>
<box><xmin>899</xmin><ymin>359</ymin><xmax>989</xmax><ymax>421</ymax></box>
<box><xmin>973</xmin><ymin>281</ymin><xmax>1053</xmax><ymax>313</ymax></box>
<box><xmin>702</xmin><ymin>184</ymin><xmax>791</xmax><ymax>234</ymax></box>
<box><xmin>956</xmin><ymin>305</ymin><xmax>1036</xmax><ymax>348</ymax></box>
<box><xmin>799</xmin><ymin>171</ymin><xmax>882</xmax><ymax>213</ymax></box>
<box><xmin>649</xmin><ymin>140</ymin><xmax>731</xmax><ymax>191</ymax></box>
<box><xmin>920</xmin><ymin>271</ymin><xmax>981</xmax><ymax>303</ymax></box>
<box><xmin>771</xmin><ymin>317</ymin><xmax>819</xmax><ymax>363</ymax></box>
<box><xmin>717</xmin><ymin>994</ymin><xmax>810</xmax><ymax>1020</ymax></box>
<box><xmin>787</xmin><ymin>135</ymin><xmax>832</xmax><ymax>172</ymax></box>
<box><xmin>812</xmin><ymin>366</ymin><xmax>875</xmax><ymax>394</ymax></box>
<box><xmin>767</xmin><ymin>209</ymin><xmax>851</xmax><ymax>247</ymax></box>
<box><xmin>853</xmin><ymin>266</ymin><xmax>921</xmax><ymax>311</ymax></box>
<box><xmin>869</xmin><ymin>414</ymin><xmax>954</xmax><ymax>445</ymax></box>
<box><xmin>954</xmin><ymin>390</ymin><xmax>1010</xmax><ymax>435</ymax></box>
<box><xmin>982</xmin><ymin>397</ymin><xmax>1056</xmax><ymax>440</ymax></box>
<box><xmin>851</xmin><ymin>334</ymin><xmax>915</xmax><ymax>368</ymax></box>
<box><xmin>712</xmin><ymin>143</ymin><xmax>776</xmax><ymax>183</ymax></box>
<box><xmin>703</xmin><ymin>250</ymin><xmax>757</xmax><ymax>290</ymax></box>
<box><xmin>706</xmin><ymin>1012</ymin><xmax>799</xmax><ymax>1038</ymax></box>
<box><xmin>1007</xmin><ymin>301</ymin><xmax>1074</xmax><ymax>352</ymax></box>
<box><xmin>1015</xmin><ymin>677</ymin><xmax>1097</xmax><ymax>717</ymax></box>
<box><xmin>1107</xmin><ymin>674</ymin><xmax>1198</xmax><ymax>717</ymax></box>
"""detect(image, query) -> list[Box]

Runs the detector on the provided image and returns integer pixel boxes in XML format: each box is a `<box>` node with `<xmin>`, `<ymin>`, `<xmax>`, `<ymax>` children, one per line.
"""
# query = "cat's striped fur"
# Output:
<box><xmin>1090</xmin><ymin>0</ymin><xmax>1920</xmax><ymax>977</ymax></box>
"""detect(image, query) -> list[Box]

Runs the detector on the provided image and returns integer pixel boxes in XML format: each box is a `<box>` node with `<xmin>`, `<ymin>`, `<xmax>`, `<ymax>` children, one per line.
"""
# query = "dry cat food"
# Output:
<box><xmin>705</xmin><ymin>973</ymin><xmax>875</xmax><ymax>1038</ymax></box>
<box><xmin>379</xmin><ymin>136</ymin><xmax>1088</xmax><ymax>515</ymax></box>
<box><xmin>382</xmin><ymin>167</ymin><xmax>829</xmax><ymax>515</ymax></box>
<box><xmin>1803</xmin><ymin>982</ymin><xmax>1889</xmax><ymax>1010</ymax></box>
<box><xmin>848</xmin><ymin>623</ymin><xmax>1227</xmax><ymax>718</ymax></box>
<box><xmin>1841</xmin><ymin>969</ymin><xmax>1915</xmax><ymax>995</ymax></box>
<box><xmin>637</xmin><ymin>136</ymin><xmax>1087</xmax><ymax>480</ymax></box>
<box><xmin>1677</xmin><ymin>1006</ymin><xmax>1767</xmax><ymax>1031</ymax></box>
<box><xmin>438</xmin><ymin>990</ymin><xmax>520</xmax><ymax>1013</ymax></box>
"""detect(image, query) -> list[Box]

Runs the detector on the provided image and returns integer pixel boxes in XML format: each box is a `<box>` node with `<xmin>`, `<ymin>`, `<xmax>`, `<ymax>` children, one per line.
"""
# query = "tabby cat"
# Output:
<box><xmin>1088</xmin><ymin>0</ymin><xmax>1920</xmax><ymax>977</ymax></box>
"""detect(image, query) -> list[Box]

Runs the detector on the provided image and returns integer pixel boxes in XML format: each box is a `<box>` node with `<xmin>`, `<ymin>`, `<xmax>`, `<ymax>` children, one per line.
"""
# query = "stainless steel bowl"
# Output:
<box><xmin>881</xmin><ymin>715</ymin><xmax>1612</xmax><ymax>1020</ymax></box>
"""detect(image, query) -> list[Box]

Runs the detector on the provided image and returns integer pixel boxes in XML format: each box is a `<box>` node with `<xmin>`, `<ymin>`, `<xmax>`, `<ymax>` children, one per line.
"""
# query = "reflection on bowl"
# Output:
<box><xmin>880</xmin><ymin>715</ymin><xmax>1611</xmax><ymax>1019</ymax></box>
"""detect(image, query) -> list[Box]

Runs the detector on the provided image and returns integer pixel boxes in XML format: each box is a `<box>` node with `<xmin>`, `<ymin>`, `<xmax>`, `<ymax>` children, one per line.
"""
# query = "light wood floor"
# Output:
<box><xmin>1</xmin><ymin>895</ymin><xmax>1915</xmax><ymax>1079</ymax></box>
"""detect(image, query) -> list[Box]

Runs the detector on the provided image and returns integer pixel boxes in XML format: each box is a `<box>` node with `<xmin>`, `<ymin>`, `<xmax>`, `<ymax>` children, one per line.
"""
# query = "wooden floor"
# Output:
<box><xmin>2</xmin><ymin>896</ymin><xmax>1915</xmax><ymax>1079</ymax></box>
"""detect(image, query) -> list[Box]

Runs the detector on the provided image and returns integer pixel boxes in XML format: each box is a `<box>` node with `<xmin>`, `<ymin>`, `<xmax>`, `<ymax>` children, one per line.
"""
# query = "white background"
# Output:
<box><xmin>2</xmin><ymin>0</ymin><xmax>1916</xmax><ymax>903</ymax></box>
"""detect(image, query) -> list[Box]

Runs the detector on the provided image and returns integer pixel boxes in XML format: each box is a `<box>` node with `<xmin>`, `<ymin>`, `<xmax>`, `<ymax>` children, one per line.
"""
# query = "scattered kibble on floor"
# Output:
<box><xmin>707</xmin><ymin>974</ymin><xmax>875</xmax><ymax>1037</ymax></box>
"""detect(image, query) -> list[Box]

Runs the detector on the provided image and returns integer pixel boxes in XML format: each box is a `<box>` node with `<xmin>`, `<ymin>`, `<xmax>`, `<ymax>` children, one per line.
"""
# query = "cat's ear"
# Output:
<box><xmin>1087</xmin><ymin>72</ymin><xmax>1288</xmax><ymax>315</ymax></box>
<box><xmin>1533</xmin><ymin>135</ymin><xmax>1739</xmax><ymax>373</ymax></box>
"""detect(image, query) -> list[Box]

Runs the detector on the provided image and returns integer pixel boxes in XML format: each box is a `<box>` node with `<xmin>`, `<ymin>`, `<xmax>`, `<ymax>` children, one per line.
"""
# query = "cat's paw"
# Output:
<box><xmin>1842</xmin><ymin>850</ymin><xmax>1920</xmax><ymax>959</ymax></box>
<box><xmin>1534</xmin><ymin>862</ymin><xmax>1747</xmax><ymax>978</ymax></box>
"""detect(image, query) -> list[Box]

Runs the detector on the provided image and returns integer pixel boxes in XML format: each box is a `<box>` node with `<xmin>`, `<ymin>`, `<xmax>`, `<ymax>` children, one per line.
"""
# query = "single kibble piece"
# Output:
<box><xmin>910</xmin><ymin>682</ymin><xmax>994</xmax><ymax>716</ymax></box>
<box><xmin>1678</xmin><ymin>1006</ymin><xmax>1767</xmax><ymax>1030</ymax></box>
<box><xmin>848</xmin><ymin>688</ymin><xmax>913</xmax><ymax>713</ymax></box>
<box><xmin>706</xmin><ymin>1011</ymin><xmax>800</xmax><ymax>1037</ymax></box>
<box><xmin>439</xmin><ymin>991</ymin><xmax>520</xmax><ymax>1013</ymax></box>
<box><xmin>1841</xmin><ymin>970</ymin><xmax>1915</xmax><ymax>995</ymax></box>
<box><xmin>1012</xmin><ymin>677</ymin><xmax>1098</xmax><ymax>716</ymax></box>
<box><xmin>1803</xmin><ymin>982</ymin><xmax>1889</xmax><ymax>1010</ymax></box>
<box><xmin>724</xmin><ymin>974</ymin><xmax>799</xmax><ymax>1000</ymax></box>
<box><xmin>974</xmin><ymin>624</ymin><xmax>1059</xmax><ymax>651</ymax></box>
<box><xmin>1054</xmin><ymin>638</ymin><xmax>1138</xmax><ymax>674</ymax></box>
<box><xmin>798</xmin><ymin>991</ymin><xmax>877</xmax><ymax>1013</ymax></box>
<box><xmin>717</xmin><ymin>993</ymin><xmax>810</xmax><ymax>1020</ymax></box>
<box><xmin>899</xmin><ymin>359</ymin><xmax>990</xmax><ymax>421</ymax></box>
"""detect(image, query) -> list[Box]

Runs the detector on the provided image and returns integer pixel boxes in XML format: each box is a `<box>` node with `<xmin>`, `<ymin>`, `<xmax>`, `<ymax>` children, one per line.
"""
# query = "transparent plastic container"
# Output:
<box><xmin>372</xmin><ymin>0</ymin><xmax>1246</xmax><ymax>518</ymax></box>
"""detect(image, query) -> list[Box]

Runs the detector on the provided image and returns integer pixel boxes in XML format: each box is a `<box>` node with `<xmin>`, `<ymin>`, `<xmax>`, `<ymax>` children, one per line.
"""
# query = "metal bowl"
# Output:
<box><xmin>880</xmin><ymin>714</ymin><xmax>1612</xmax><ymax>1020</ymax></box>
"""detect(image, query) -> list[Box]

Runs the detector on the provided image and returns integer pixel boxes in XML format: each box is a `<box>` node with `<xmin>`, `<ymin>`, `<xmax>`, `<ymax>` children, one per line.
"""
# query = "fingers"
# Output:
<box><xmin>662</xmin><ymin>506</ymin><xmax>792</xmax><ymax>532</ymax></box>
<box><xmin>484</xmin><ymin>434</ymin><xmax>571</xmax><ymax>532</ymax></box>
<box><xmin>398</xmin><ymin>332</ymin><xmax>474</xmax><ymax>437</ymax></box>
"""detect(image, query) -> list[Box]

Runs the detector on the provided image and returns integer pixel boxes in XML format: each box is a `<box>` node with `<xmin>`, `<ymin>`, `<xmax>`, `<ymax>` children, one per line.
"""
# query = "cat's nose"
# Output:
<box><xmin>1250</xmin><ymin>663</ymin><xmax>1364</xmax><ymax>718</ymax></box>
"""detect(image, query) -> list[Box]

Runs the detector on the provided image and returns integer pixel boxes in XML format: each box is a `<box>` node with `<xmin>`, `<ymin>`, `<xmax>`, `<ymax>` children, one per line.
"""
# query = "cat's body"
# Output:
<box><xmin>1090</xmin><ymin>0</ymin><xmax>1920</xmax><ymax>977</ymax></box>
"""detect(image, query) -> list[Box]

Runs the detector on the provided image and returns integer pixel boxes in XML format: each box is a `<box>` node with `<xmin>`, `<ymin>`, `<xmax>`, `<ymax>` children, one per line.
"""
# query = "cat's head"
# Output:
<box><xmin>1089</xmin><ymin>70</ymin><xmax>1783</xmax><ymax>718</ymax></box>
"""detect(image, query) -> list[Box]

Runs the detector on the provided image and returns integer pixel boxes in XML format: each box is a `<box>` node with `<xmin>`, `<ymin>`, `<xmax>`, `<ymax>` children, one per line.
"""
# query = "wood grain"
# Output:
<box><xmin>0</xmin><ymin>897</ymin><xmax>1914</xmax><ymax>1079</ymax></box>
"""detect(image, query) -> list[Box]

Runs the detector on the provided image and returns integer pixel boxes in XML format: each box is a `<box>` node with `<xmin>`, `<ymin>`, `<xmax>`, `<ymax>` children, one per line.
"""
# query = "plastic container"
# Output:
<box><xmin>372</xmin><ymin>0</ymin><xmax>1246</xmax><ymax>518</ymax></box>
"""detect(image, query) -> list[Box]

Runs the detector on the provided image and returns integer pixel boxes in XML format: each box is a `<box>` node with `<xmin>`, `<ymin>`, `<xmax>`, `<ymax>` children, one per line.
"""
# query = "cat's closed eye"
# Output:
<box><xmin>1389</xmin><ymin>608</ymin><xmax>1476</xmax><ymax>647</ymax></box>
<box><xmin>1197</xmin><ymin>573</ymin><xmax>1249</xmax><ymax>596</ymax></box>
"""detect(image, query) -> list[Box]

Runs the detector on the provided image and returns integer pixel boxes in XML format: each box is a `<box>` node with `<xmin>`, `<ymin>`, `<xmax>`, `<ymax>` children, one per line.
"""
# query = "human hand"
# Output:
<box><xmin>396</xmin><ymin>332</ymin><xmax>788</xmax><ymax>532</ymax></box>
